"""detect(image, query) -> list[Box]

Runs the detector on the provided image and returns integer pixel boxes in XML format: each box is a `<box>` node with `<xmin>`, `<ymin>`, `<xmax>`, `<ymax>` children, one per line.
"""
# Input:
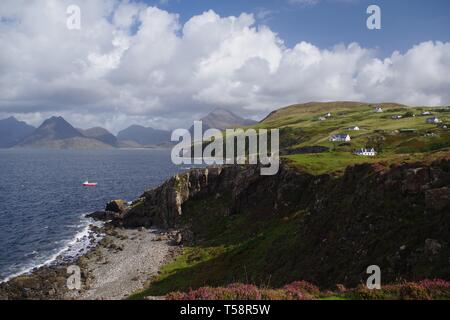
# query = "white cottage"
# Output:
<box><xmin>427</xmin><ymin>117</ymin><xmax>441</xmax><ymax>124</ymax></box>
<box><xmin>374</xmin><ymin>107</ymin><xmax>383</xmax><ymax>113</ymax></box>
<box><xmin>330</xmin><ymin>134</ymin><xmax>351</xmax><ymax>142</ymax></box>
<box><xmin>348</xmin><ymin>126</ymin><xmax>360</xmax><ymax>131</ymax></box>
<box><xmin>354</xmin><ymin>148</ymin><xmax>377</xmax><ymax>157</ymax></box>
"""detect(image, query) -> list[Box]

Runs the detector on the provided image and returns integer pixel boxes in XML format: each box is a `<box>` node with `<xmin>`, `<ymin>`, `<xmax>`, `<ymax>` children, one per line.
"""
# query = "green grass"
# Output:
<box><xmin>259</xmin><ymin>102</ymin><xmax>449</xmax><ymax>144</ymax></box>
<box><xmin>255</xmin><ymin>102</ymin><xmax>450</xmax><ymax>174</ymax></box>
<box><xmin>285</xmin><ymin>152</ymin><xmax>377</xmax><ymax>175</ymax></box>
<box><xmin>129</xmin><ymin>102</ymin><xmax>450</xmax><ymax>299</ymax></box>
<box><xmin>283</xmin><ymin>151</ymin><xmax>435</xmax><ymax>175</ymax></box>
<box><xmin>129</xmin><ymin>193</ymin><xmax>309</xmax><ymax>299</ymax></box>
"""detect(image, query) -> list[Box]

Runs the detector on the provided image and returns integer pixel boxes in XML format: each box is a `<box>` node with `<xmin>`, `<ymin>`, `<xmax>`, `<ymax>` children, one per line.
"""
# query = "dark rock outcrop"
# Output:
<box><xmin>0</xmin><ymin>266</ymin><xmax>70</xmax><ymax>300</ymax></box>
<box><xmin>86</xmin><ymin>211</ymin><xmax>120</xmax><ymax>221</ymax></box>
<box><xmin>115</xmin><ymin>157</ymin><xmax>450</xmax><ymax>287</ymax></box>
<box><xmin>105</xmin><ymin>200</ymin><xmax>127</xmax><ymax>214</ymax></box>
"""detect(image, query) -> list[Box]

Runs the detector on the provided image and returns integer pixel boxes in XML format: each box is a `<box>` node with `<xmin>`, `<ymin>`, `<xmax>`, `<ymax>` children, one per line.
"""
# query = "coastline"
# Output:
<box><xmin>0</xmin><ymin>220</ymin><xmax>180</xmax><ymax>300</ymax></box>
<box><xmin>0</xmin><ymin>214</ymin><xmax>101</xmax><ymax>285</ymax></box>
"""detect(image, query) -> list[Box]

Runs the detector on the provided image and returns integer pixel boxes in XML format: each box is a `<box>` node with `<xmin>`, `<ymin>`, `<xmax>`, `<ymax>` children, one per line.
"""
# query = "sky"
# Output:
<box><xmin>0</xmin><ymin>0</ymin><xmax>449</xmax><ymax>133</ymax></box>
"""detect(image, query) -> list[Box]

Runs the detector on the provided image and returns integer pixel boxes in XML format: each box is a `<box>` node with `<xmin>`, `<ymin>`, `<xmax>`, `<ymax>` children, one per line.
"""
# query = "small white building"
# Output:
<box><xmin>427</xmin><ymin>117</ymin><xmax>441</xmax><ymax>124</ymax></box>
<box><xmin>324</xmin><ymin>112</ymin><xmax>332</xmax><ymax>118</ymax></box>
<box><xmin>354</xmin><ymin>148</ymin><xmax>377</xmax><ymax>157</ymax></box>
<box><xmin>330</xmin><ymin>134</ymin><xmax>351</xmax><ymax>142</ymax></box>
<box><xmin>348</xmin><ymin>126</ymin><xmax>360</xmax><ymax>131</ymax></box>
<box><xmin>318</xmin><ymin>116</ymin><xmax>327</xmax><ymax>121</ymax></box>
<box><xmin>421</xmin><ymin>111</ymin><xmax>432</xmax><ymax>116</ymax></box>
<box><xmin>374</xmin><ymin>107</ymin><xmax>383</xmax><ymax>113</ymax></box>
<box><xmin>392</xmin><ymin>115</ymin><xmax>403</xmax><ymax>120</ymax></box>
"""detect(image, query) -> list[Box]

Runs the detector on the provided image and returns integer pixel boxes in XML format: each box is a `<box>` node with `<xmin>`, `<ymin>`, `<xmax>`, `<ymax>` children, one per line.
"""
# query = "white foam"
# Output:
<box><xmin>0</xmin><ymin>215</ymin><xmax>104</xmax><ymax>283</ymax></box>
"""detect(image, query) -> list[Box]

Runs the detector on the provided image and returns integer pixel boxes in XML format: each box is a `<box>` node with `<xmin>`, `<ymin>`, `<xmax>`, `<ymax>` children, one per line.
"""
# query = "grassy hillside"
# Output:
<box><xmin>131</xmin><ymin>194</ymin><xmax>311</xmax><ymax>298</ymax></box>
<box><xmin>257</xmin><ymin>102</ymin><xmax>450</xmax><ymax>174</ymax></box>
<box><xmin>130</xmin><ymin>157</ymin><xmax>450</xmax><ymax>299</ymax></box>
<box><xmin>129</xmin><ymin>102</ymin><xmax>450</xmax><ymax>300</ymax></box>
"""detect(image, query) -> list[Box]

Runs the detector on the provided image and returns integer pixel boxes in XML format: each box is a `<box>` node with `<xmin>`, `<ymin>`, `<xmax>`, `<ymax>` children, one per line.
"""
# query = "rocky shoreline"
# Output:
<box><xmin>0</xmin><ymin>214</ymin><xmax>180</xmax><ymax>300</ymax></box>
<box><xmin>2</xmin><ymin>158</ymin><xmax>450</xmax><ymax>299</ymax></box>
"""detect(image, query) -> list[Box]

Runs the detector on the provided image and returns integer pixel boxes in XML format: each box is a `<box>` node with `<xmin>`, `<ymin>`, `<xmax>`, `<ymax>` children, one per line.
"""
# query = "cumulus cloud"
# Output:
<box><xmin>0</xmin><ymin>0</ymin><xmax>449</xmax><ymax>132</ymax></box>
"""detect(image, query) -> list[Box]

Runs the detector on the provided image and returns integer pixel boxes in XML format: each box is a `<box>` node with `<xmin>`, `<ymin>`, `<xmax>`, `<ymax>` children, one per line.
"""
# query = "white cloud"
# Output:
<box><xmin>0</xmin><ymin>0</ymin><xmax>449</xmax><ymax>133</ymax></box>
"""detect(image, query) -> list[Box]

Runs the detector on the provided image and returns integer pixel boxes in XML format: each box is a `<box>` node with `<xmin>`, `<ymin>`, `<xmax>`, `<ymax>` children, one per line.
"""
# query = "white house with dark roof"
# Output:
<box><xmin>374</xmin><ymin>106</ymin><xmax>383</xmax><ymax>113</ymax></box>
<box><xmin>329</xmin><ymin>134</ymin><xmax>351</xmax><ymax>142</ymax></box>
<box><xmin>427</xmin><ymin>117</ymin><xmax>441</xmax><ymax>124</ymax></box>
<box><xmin>354</xmin><ymin>148</ymin><xmax>377</xmax><ymax>156</ymax></box>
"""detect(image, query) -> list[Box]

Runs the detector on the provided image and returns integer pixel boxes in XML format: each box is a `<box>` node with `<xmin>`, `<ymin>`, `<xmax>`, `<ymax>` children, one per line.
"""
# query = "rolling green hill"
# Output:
<box><xmin>128</xmin><ymin>102</ymin><xmax>450</xmax><ymax>300</ymax></box>
<box><xmin>255</xmin><ymin>102</ymin><xmax>450</xmax><ymax>174</ymax></box>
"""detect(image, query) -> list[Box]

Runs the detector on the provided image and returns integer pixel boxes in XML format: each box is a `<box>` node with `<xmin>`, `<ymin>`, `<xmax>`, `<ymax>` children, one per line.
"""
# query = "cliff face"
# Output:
<box><xmin>120</xmin><ymin>164</ymin><xmax>313</xmax><ymax>229</ymax></box>
<box><xmin>123</xmin><ymin>160</ymin><xmax>450</xmax><ymax>228</ymax></box>
<box><xmin>119</xmin><ymin>158</ymin><xmax>450</xmax><ymax>286</ymax></box>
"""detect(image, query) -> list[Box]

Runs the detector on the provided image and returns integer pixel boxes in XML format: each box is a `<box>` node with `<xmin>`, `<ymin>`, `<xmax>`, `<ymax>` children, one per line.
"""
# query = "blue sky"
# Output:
<box><xmin>149</xmin><ymin>0</ymin><xmax>450</xmax><ymax>56</ymax></box>
<box><xmin>1</xmin><ymin>0</ymin><xmax>449</xmax><ymax>130</ymax></box>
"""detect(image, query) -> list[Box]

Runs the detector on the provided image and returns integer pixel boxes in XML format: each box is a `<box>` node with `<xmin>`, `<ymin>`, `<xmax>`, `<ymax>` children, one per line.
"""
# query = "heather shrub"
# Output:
<box><xmin>417</xmin><ymin>279</ymin><xmax>450</xmax><ymax>299</ymax></box>
<box><xmin>259</xmin><ymin>289</ymin><xmax>290</xmax><ymax>300</ymax></box>
<box><xmin>165</xmin><ymin>279</ymin><xmax>450</xmax><ymax>300</ymax></box>
<box><xmin>284</xmin><ymin>281</ymin><xmax>320</xmax><ymax>295</ymax></box>
<box><xmin>166</xmin><ymin>282</ymin><xmax>317</xmax><ymax>300</ymax></box>
<box><xmin>167</xmin><ymin>284</ymin><xmax>262</xmax><ymax>300</ymax></box>
<box><xmin>166</xmin><ymin>291</ymin><xmax>187</xmax><ymax>300</ymax></box>
<box><xmin>283</xmin><ymin>281</ymin><xmax>319</xmax><ymax>300</ymax></box>
<box><xmin>399</xmin><ymin>283</ymin><xmax>431</xmax><ymax>300</ymax></box>
<box><xmin>347</xmin><ymin>284</ymin><xmax>393</xmax><ymax>300</ymax></box>
<box><xmin>336</xmin><ymin>284</ymin><xmax>347</xmax><ymax>294</ymax></box>
<box><xmin>222</xmin><ymin>284</ymin><xmax>262</xmax><ymax>300</ymax></box>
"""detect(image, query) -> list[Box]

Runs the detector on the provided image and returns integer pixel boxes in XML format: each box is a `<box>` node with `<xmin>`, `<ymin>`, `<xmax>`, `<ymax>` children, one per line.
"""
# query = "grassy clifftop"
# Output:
<box><xmin>130</xmin><ymin>158</ymin><xmax>450</xmax><ymax>299</ymax></box>
<box><xmin>128</xmin><ymin>102</ymin><xmax>450</xmax><ymax>300</ymax></box>
<box><xmin>252</xmin><ymin>102</ymin><xmax>450</xmax><ymax>174</ymax></box>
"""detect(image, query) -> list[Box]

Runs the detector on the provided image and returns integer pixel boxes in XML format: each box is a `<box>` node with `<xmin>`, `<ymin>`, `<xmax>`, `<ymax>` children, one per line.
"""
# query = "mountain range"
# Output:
<box><xmin>16</xmin><ymin>116</ymin><xmax>114</xmax><ymax>149</ymax></box>
<box><xmin>117</xmin><ymin>125</ymin><xmax>171</xmax><ymax>147</ymax></box>
<box><xmin>0</xmin><ymin>109</ymin><xmax>256</xmax><ymax>149</ymax></box>
<box><xmin>0</xmin><ymin>117</ymin><xmax>36</xmax><ymax>148</ymax></box>
<box><xmin>189</xmin><ymin>108</ymin><xmax>257</xmax><ymax>134</ymax></box>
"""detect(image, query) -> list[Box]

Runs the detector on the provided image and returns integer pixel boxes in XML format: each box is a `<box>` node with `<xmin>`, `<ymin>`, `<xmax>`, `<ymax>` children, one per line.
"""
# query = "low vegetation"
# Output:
<box><xmin>130</xmin><ymin>195</ymin><xmax>309</xmax><ymax>298</ymax></box>
<box><xmin>129</xmin><ymin>102</ymin><xmax>450</xmax><ymax>300</ymax></box>
<box><xmin>259</xmin><ymin>102</ymin><xmax>450</xmax><ymax>174</ymax></box>
<box><xmin>165</xmin><ymin>279</ymin><xmax>450</xmax><ymax>300</ymax></box>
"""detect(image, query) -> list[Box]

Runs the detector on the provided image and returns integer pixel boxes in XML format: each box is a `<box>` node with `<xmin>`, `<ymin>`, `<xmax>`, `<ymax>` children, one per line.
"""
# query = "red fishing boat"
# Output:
<box><xmin>83</xmin><ymin>180</ymin><xmax>98</xmax><ymax>187</ymax></box>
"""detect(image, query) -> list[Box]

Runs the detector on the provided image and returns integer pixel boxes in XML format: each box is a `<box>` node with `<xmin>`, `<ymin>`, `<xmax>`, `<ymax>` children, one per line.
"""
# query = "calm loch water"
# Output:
<box><xmin>0</xmin><ymin>148</ymin><xmax>182</xmax><ymax>281</ymax></box>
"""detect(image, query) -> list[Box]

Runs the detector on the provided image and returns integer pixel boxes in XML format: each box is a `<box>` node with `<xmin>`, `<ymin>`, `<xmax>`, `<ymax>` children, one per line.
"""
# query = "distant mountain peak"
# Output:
<box><xmin>0</xmin><ymin>116</ymin><xmax>36</xmax><ymax>148</ymax></box>
<box><xmin>210</xmin><ymin>108</ymin><xmax>236</xmax><ymax>115</ymax></box>
<box><xmin>78</xmin><ymin>126</ymin><xmax>118</xmax><ymax>147</ymax></box>
<box><xmin>16</xmin><ymin>116</ymin><xmax>113</xmax><ymax>149</ymax></box>
<box><xmin>117</xmin><ymin>125</ymin><xmax>170</xmax><ymax>146</ymax></box>
<box><xmin>192</xmin><ymin>108</ymin><xmax>257</xmax><ymax>132</ymax></box>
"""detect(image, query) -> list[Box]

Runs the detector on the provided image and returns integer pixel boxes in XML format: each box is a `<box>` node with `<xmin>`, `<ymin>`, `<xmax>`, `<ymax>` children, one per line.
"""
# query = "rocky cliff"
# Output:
<box><xmin>114</xmin><ymin>157</ymin><xmax>450</xmax><ymax>287</ymax></box>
